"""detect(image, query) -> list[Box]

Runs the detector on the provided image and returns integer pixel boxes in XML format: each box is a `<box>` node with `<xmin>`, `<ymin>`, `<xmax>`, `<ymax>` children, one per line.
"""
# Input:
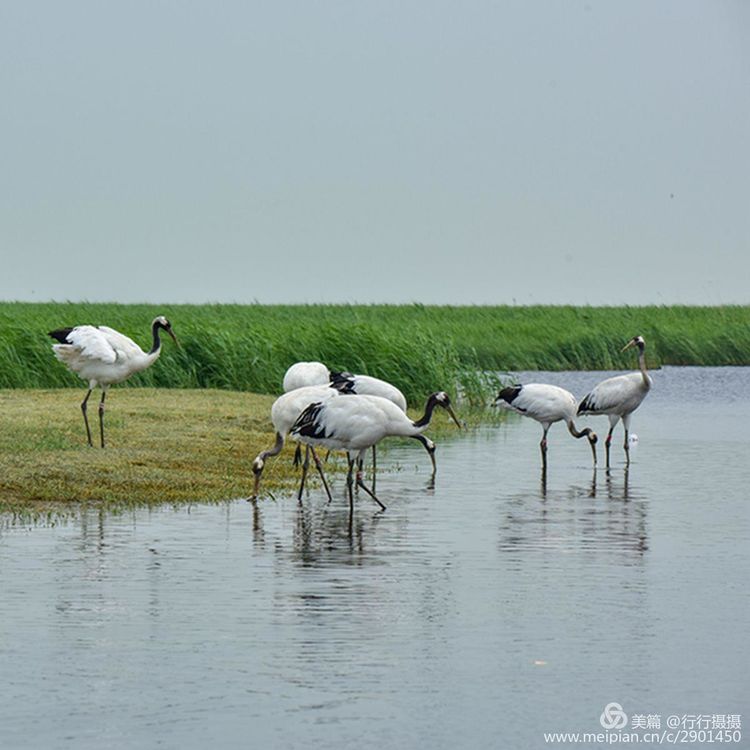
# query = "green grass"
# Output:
<box><xmin>1</xmin><ymin>303</ymin><xmax>748</xmax><ymax>402</ymax></box>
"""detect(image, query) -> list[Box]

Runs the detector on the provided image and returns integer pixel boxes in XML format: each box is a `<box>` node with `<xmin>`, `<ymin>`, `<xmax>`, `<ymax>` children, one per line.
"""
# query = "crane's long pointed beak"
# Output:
<box><xmin>446</xmin><ymin>405</ymin><xmax>462</xmax><ymax>429</ymax></box>
<box><xmin>168</xmin><ymin>329</ymin><xmax>181</xmax><ymax>349</ymax></box>
<box><xmin>621</xmin><ymin>338</ymin><xmax>636</xmax><ymax>352</ymax></box>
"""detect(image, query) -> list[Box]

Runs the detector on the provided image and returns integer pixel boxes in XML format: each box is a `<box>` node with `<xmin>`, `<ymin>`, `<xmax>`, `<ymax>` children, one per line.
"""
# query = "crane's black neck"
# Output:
<box><xmin>258</xmin><ymin>433</ymin><xmax>285</xmax><ymax>466</ymax></box>
<box><xmin>634</xmin><ymin>340</ymin><xmax>650</xmax><ymax>388</ymax></box>
<box><xmin>413</xmin><ymin>394</ymin><xmax>441</xmax><ymax>429</ymax></box>
<box><xmin>567</xmin><ymin>422</ymin><xmax>595</xmax><ymax>441</ymax></box>
<box><xmin>149</xmin><ymin>321</ymin><xmax>164</xmax><ymax>355</ymax></box>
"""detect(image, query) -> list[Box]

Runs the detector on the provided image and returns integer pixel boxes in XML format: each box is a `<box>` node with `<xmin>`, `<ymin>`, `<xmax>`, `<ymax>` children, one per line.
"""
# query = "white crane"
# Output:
<box><xmin>48</xmin><ymin>316</ymin><xmax>179</xmax><ymax>448</ymax></box>
<box><xmin>577</xmin><ymin>335</ymin><xmax>652</xmax><ymax>468</ymax></box>
<box><xmin>495</xmin><ymin>384</ymin><xmax>598</xmax><ymax>470</ymax></box>
<box><xmin>251</xmin><ymin>384</ymin><xmax>340</xmax><ymax>502</ymax></box>
<box><xmin>290</xmin><ymin>391</ymin><xmax>461</xmax><ymax>512</ymax></box>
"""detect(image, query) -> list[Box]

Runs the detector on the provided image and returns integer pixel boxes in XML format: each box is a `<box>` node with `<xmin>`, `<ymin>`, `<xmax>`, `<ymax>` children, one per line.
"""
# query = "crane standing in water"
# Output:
<box><xmin>577</xmin><ymin>335</ymin><xmax>652</xmax><ymax>468</ymax></box>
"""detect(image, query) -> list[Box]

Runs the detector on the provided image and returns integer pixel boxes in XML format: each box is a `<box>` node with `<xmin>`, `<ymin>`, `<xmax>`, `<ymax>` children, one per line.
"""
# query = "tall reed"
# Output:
<box><xmin>1</xmin><ymin>303</ymin><xmax>747</xmax><ymax>400</ymax></box>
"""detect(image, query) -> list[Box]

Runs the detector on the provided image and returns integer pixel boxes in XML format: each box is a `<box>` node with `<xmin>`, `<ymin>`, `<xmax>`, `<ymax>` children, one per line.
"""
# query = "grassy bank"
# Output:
<box><xmin>0</xmin><ymin>389</ymin><xmax>276</xmax><ymax>511</ymax></box>
<box><xmin>1</xmin><ymin>304</ymin><xmax>748</xmax><ymax>401</ymax></box>
<box><xmin>0</xmin><ymin>388</ymin><xmax>463</xmax><ymax>511</ymax></box>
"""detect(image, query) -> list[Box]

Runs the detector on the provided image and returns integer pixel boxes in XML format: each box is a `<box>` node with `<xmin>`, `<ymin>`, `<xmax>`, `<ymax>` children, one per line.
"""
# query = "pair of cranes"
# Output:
<box><xmin>47</xmin><ymin>318</ymin><xmax>651</xmax><ymax>508</ymax></box>
<box><xmin>496</xmin><ymin>336</ymin><xmax>652</xmax><ymax>470</ymax></box>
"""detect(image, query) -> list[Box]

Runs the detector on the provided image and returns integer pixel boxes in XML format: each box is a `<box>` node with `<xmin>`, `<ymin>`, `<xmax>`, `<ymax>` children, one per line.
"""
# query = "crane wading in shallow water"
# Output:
<box><xmin>577</xmin><ymin>335</ymin><xmax>652</xmax><ymax>468</ymax></box>
<box><xmin>494</xmin><ymin>384</ymin><xmax>598</xmax><ymax>470</ymax></box>
<box><xmin>289</xmin><ymin>391</ymin><xmax>461</xmax><ymax>513</ymax></box>
<box><xmin>48</xmin><ymin>316</ymin><xmax>179</xmax><ymax>448</ymax></box>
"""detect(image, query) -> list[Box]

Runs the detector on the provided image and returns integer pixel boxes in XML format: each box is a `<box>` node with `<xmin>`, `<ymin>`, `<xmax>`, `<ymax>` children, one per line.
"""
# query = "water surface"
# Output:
<box><xmin>1</xmin><ymin>367</ymin><xmax>748</xmax><ymax>748</ymax></box>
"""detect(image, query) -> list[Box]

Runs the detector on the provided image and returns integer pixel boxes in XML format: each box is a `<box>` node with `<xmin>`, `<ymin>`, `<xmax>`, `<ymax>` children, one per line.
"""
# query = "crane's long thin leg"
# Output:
<box><xmin>622</xmin><ymin>414</ymin><xmax>632</xmax><ymax>467</ymax></box>
<box><xmin>81</xmin><ymin>389</ymin><xmax>93</xmax><ymax>447</ymax></box>
<box><xmin>540</xmin><ymin>425</ymin><xmax>550</xmax><ymax>472</ymax></box>
<box><xmin>604</xmin><ymin>425</ymin><xmax>616</xmax><ymax>469</ymax></box>
<box><xmin>355</xmin><ymin>457</ymin><xmax>364</xmax><ymax>495</ymax></box>
<box><xmin>605</xmin><ymin>414</ymin><xmax>621</xmax><ymax>469</ymax></box>
<box><xmin>355</xmin><ymin>462</ymin><xmax>386</xmax><ymax>511</ymax></box>
<box><xmin>297</xmin><ymin>446</ymin><xmax>311</xmax><ymax>503</ymax></box>
<box><xmin>623</xmin><ymin>428</ymin><xmax>630</xmax><ymax>466</ymax></box>
<box><xmin>98</xmin><ymin>391</ymin><xmax>106</xmax><ymax>449</ymax></box>
<box><xmin>310</xmin><ymin>447</ymin><xmax>333</xmax><ymax>503</ymax></box>
<box><xmin>371</xmin><ymin>445</ymin><xmax>377</xmax><ymax>492</ymax></box>
<box><xmin>293</xmin><ymin>445</ymin><xmax>302</xmax><ymax>467</ymax></box>
<box><xmin>346</xmin><ymin>457</ymin><xmax>356</xmax><ymax>514</ymax></box>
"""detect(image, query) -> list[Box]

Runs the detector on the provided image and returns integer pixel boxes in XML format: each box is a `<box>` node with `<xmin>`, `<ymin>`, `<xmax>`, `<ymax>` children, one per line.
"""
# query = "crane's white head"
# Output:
<box><xmin>152</xmin><ymin>316</ymin><xmax>179</xmax><ymax>347</ymax></box>
<box><xmin>622</xmin><ymin>335</ymin><xmax>645</xmax><ymax>352</ymax></box>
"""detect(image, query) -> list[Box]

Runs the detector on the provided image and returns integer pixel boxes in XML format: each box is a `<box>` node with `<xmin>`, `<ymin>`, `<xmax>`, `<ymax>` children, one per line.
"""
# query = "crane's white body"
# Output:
<box><xmin>282</xmin><ymin>361</ymin><xmax>330</xmax><ymax>392</ymax></box>
<box><xmin>578</xmin><ymin>371</ymin><xmax>651</xmax><ymax>419</ymax></box>
<box><xmin>292</xmin><ymin>394</ymin><xmax>419</xmax><ymax>454</ymax></box>
<box><xmin>52</xmin><ymin>326</ymin><xmax>160</xmax><ymax>388</ymax></box>
<box><xmin>497</xmin><ymin>383</ymin><xmax>578</xmax><ymax>427</ymax></box>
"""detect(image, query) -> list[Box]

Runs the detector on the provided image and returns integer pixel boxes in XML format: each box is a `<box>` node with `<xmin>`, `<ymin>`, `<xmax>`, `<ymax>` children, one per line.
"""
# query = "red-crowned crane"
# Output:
<box><xmin>577</xmin><ymin>335</ymin><xmax>652</xmax><ymax>468</ymax></box>
<box><xmin>290</xmin><ymin>392</ymin><xmax>461</xmax><ymax>512</ymax></box>
<box><xmin>48</xmin><ymin>316</ymin><xmax>178</xmax><ymax>448</ymax></box>
<box><xmin>495</xmin><ymin>383</ymin><xmax>598</xmax><ymax>470</ymax></box>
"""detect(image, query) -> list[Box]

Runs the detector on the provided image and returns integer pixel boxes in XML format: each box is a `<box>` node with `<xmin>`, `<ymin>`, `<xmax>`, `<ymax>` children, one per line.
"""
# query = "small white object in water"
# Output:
<box><xmin>628</xmin><ymin>434</ymin><xmax>639</xmax><ymax>449</ymax></box>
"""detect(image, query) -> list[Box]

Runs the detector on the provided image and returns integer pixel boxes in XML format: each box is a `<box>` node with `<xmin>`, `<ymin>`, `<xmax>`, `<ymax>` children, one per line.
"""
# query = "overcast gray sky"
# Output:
<box><xmin>1</xmin><ymin>1</ymin><xmax>748</xmax><ymax>305</ymax></box>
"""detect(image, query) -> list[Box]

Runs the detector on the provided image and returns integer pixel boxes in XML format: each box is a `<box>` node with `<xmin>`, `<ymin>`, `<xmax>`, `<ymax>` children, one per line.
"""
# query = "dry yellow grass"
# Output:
<box><xmin>0</xmin><ymin>388</ymin><xmax>308</xmax><ymax>511</ymax></box>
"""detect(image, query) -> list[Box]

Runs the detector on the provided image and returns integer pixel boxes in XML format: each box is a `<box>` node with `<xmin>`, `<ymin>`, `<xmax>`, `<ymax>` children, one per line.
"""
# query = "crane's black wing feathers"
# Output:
<box><xmin>577</xmin><ymin>393</ymin><xmax>595</xmax><ymax>414</ymax></box>
<box><xmin>329</xmin><ymin>371</ymin><xmax>356</xmax><ymax>394</ymax></box>
<box><xmin>291</xmin><ymin>402</ymin><xmax>328</xmax><ymax>439</ymax></box>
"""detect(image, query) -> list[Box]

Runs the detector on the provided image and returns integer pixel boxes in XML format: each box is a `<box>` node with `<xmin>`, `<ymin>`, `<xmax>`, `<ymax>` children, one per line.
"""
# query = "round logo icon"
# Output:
<box><xmin>600</xmin><ymin>702</ymin><xmax>628</xmax><ymax>730</ymax></box>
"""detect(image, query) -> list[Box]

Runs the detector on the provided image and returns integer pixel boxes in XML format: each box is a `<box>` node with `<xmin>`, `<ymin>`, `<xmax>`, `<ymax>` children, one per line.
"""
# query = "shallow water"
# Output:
<box><xmin>1</xmin><ymin>367</ymin><xmax>748</xmax><ymax>749</ymax></box>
